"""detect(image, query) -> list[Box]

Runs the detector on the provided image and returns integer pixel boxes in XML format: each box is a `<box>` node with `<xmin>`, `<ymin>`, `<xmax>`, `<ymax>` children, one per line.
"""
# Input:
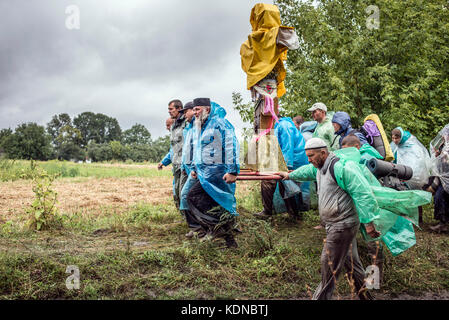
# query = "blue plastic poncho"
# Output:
<box><xmin>179</xmin><ymin>119</ymin><xmax>196</xmax><ymax>211</ymax></box>
<box><xmin>332</xmin><ymin>111</ymin><xmax>368</xmax><ymax>148</ymax></box>
<box><xmin>271</xmin><ymin>117</ymin><xmax>310</xmax><ymax>213</ymax></box>
<box><xmin>390</xmin><ymin>127</ymin><xmax>431</xmax><ymax>189</ymax></box>
<box><xmin>299</xmin><ymin>120</ymin><xmax>318</xmax><ymax>142</ymax></box>
<box><xmin>161</xmin><ymin>148</ymin><xmax>172</xmax><ymax>166</ymax></box>
<box><xmin>274</xmin><ymin>117</ymin><xmax>308</xmax><ymax>170</ymax></box>
<box><xmin>181</xmin><ymin>119</ymin><xmax>194</xmax><ymax>175</ymax></box>
<box><xmin>192</xmin><ymin>102</ymin><xmax>240</xmax><ymax>215</ymax></box>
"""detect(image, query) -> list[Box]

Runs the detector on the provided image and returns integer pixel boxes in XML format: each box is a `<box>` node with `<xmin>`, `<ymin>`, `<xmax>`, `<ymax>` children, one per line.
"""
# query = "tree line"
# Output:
<box><xmin>0</xmin><ymin>112</ymin><xmax>170</xmax><ymax>162</ymax></box>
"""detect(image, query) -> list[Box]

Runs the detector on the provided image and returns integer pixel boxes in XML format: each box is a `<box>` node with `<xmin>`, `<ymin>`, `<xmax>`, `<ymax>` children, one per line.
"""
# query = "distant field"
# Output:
<box><xmin>0</xmin><ymin>160</ymin><xmax>448</xmax><ymax>300</ymax></box>
<box><xmin>0</xmin><ymin>160</ymin><xmax>173</xmax><ymax>181</ymax></box>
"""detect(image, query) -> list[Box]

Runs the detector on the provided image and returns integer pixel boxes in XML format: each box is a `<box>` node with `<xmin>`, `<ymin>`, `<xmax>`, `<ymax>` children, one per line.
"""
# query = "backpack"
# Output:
<box><xmin>362</xmin><ymin>114</ymin><xmax>394</xmax><ymax>162</ymax></box>
<box><xmin>360</xmin><ymin>120</ymin><xmax>381</xmax><ymax>145</ymax></box>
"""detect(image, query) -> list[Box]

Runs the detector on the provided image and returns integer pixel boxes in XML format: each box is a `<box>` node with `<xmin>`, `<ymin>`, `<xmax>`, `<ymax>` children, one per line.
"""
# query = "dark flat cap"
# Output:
<box><xmin>193</xmin><ymin>98</ymin><xmax>211</xmax><ymax>107</ymax></box>
<box><xmin>180</xmin><ymin>101</ymin><xmax>194</xmax><ymax>112</ymax></box>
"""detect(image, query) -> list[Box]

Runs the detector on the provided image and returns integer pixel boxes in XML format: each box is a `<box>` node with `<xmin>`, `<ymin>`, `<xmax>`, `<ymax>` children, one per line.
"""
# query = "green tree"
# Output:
<box><xmin>230</xmin><ymin>0</ymin><xmax>449</xmax><ymax>146</ymax></box>
<box><xmin>2</xmin><ymin>123</ymin><xmax>53</xmax><ymax>160</ymax></box>
<box><xmin>87</xmin><ymin>142</ymin><xmax>112</xmax><ymax>162</ymax></box>
<box><xmin>46</xmin><ymin>113</ymin><xmax>72</xmax><ymax>144</ymax></box>
<box><xmin>0</xmin><ymin>128</ymin><xmax>13</xmax><ymax>152</ymax></box>
<box><xmin>73</xmin><ymin>112</ymin><xmax>122</xmax><ymax>147</ymax></box>
<box><xmin>272</xmin><ymin>0</ymin><xmax>449</xmax><ymax>146</ymax></box>
<box><xmin>150</xmin><ymin>135</ymin><xmax>171</xmax><ymax>163</ymax></box>
<box><xmin>55</xmin><ymin>125</ymin><xmax>85</xmax><ymax>161</ymax></box>
<box><xmin>122</xmin><ymin>124</ymin><xmax>152</xmax><ymax>145</ymax></box>
<box><xmin>109</xmin><ymin>141</ymin><xmax>126</xmax><ymax>161</ymax></box>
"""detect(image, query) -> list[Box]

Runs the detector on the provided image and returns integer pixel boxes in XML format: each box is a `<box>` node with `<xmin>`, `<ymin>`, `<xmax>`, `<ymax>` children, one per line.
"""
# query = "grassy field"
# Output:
<box><xmin>0</xmin><ymin>160</ymin><xmax>448</xmax><ymax>300</ymax></box>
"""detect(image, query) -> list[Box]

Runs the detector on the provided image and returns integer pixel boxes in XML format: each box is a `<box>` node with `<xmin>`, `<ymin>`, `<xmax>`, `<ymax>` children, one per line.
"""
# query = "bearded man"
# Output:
<box><xmin>185</xmin><ymin>98</ymin><xmax>240</xmax><ymax>248</ymax></box>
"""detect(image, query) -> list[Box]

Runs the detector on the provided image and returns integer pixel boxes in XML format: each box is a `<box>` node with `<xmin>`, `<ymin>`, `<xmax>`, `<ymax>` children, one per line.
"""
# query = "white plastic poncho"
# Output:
<box><xmin>429</xmin><ymin>124</ymin><xmax>449</xmax><ymax>193</ymax></box>
<box><xmin>390</xmin><ymin>127</ymin><xmax>431</xmax><ymax>189</ymax></box>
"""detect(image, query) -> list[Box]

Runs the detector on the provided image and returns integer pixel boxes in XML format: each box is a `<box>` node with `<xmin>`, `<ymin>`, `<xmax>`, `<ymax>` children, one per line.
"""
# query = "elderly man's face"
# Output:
<box><xmin>168</xmin><ymin>103</ymin><xmax>180</xmax><ymax>119</ymax></box>
<box><xmin>193</xmin><ymin>106</ymin><xmax>209</xmax><ymax>118</ymax></box>
<box><xmin>306</xmin><ymin>149</ymin><xmax>328</xmax><ymax>169</ymax></box>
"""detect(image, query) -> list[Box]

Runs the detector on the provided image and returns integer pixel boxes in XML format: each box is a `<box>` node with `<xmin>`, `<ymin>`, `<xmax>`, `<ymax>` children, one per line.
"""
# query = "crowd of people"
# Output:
<box><xmin>157</xmin><ymin>98</ymin><xmax>448</xmax><ymax>300</ymax></box>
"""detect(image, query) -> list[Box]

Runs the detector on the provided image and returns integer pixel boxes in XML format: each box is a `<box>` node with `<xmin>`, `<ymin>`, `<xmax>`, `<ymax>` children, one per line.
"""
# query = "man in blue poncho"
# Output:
<box><xmin>332</xmin><ymin>111</ymin><xmax>368</xmax><ymax>149</ymax></box>
<box><xmin>254</xmin><ymin>115</ymin><xmax>309</xmax><ymax>220</ymax></box>
<box><xmin>178</xmin><ymin>101</ymin><xmax>203</xmax><ymax>238</ymax></box>
<box><xmin>185</xmin><ymin>98</ymin><xmax>240</xmax><ymax>248</ymax></box>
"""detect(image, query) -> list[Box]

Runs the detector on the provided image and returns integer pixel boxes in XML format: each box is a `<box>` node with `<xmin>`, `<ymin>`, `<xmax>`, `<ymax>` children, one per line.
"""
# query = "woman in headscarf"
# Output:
<box><xmin>390</xmin><ymin>127</ymin><xmax>431</xmax><ymax>190</ymax></box>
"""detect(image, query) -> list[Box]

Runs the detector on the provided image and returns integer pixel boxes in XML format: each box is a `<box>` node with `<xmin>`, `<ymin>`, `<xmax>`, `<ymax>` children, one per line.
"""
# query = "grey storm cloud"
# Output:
<box><xmin>0</xmin><ymin>0</ymin><xmax>272</xmax><ymax>138</ymax></box>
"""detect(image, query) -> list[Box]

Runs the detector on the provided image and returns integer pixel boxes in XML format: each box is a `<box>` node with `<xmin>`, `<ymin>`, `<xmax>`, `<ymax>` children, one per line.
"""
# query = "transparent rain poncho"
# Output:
<box><xmin>429</xmin><ymin>124</ymin><xmax>449</xmax><ymax>193</ymax></box>
<box><xmin>390</xmin><ymin>127</ymin><xmax>431</xmax><ymax>189</ymax></box>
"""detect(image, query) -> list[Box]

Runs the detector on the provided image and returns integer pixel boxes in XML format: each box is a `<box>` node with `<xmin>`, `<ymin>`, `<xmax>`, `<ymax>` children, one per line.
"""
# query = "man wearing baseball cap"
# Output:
<box><xmin>308</xmin><ymin>102</ymin><xmax>338</xmax><ymax>151</ymax></box>
<box><xmin>276</xmin><ymin>137</ymin><xmax>379</xmax><ymax>300</ymax></box>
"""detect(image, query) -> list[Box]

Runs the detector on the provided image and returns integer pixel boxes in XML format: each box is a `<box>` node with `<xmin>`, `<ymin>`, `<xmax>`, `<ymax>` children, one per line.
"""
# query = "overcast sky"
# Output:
<box><xmin>0</xmin><ymin>0</ymin><xmax>273</xmax><ymax>138</ymax></box>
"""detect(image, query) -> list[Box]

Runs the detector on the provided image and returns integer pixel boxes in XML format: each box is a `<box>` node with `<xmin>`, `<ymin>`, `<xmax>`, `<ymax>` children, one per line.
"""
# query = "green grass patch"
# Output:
<box><xmin>0</xmin><ymin>165</ymin><xmax>448</xmax><ymax>299</ymax></box>
<box><xmin>0</xmin><ymin>160</ymin><xmax>172</xmax><ymax>181</ymax></box>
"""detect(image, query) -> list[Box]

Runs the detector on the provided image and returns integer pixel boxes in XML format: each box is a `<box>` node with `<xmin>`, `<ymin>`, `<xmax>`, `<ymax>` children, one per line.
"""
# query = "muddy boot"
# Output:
<box><xmin>225</xmin><ymin>235</ymin><xmax>238</xmax><ymax>249</ymax></box>
<box><xmin>430</xmin><ymin>223</ymin><xmax>449</xmax><ymax>233</ymax></box>
<box><xmin>253</xmin><ymin>211</ymin><xmax>272</xmax><ymax>220</ymax></box>
<box><xmin>185</xmin><ymin>231</ymin><xmax>195</xmax><ymax>239</ymax></box>
<box><xmin>233</xmin><ymin>227</ymin><xmax>243</xmax><ymax>233</ymax></box>
<box><xmin>287</xmin><ymin>210</ymin><xmax>302</xmax><ymax>221</ymax></box>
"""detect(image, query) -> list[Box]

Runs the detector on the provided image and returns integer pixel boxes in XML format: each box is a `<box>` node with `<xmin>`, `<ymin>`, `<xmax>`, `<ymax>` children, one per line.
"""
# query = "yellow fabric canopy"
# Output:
<box><xmin>240</xmin><ymin>3</ymin><xmax>291</xmax><ymax>97</ymax></box>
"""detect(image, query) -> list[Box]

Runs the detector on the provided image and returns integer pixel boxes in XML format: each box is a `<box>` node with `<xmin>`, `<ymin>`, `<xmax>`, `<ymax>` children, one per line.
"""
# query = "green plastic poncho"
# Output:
<box><xmin>312</xmin><ymin>116</ymin><xmax>338</xmax><ymax>151</ymax></box>
<box><xmin>289</xmin><ymin>147</ymin><xmax>432</xmax><ymax>256</ymax></box>
<box><xmin>359</xmin><ymin>143</ymin><xmax>383</xmax><ymax>165</ymax></box>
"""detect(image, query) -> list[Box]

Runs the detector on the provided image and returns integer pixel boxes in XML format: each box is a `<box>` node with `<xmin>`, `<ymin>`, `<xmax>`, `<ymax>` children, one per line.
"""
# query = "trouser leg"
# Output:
<box><xmin>312</xmin><ymin>225</ymin><xmax>360</xmax><ymax>300</ymax></box>
<box><xmin>181</xmin><ymin>176</ymin><xmax>202</xmax><ymax>230</ymax></box>
<box><xmin>434</xmin><ymin>185</ymin><xmax>449</xmax><ymax>224</ymax></box>
<box><xmin>344</xmin><ymin>238</ymin><xmax>374</xmax><ymax>300</ymax></box>
<box><xmin>279</xmin><ymin>181</ymin><xmax>300</xmax><ymax>218</ymax></box>
<box><xmin>261</xmin><ymin>180</ymin><xmax>277</xmax><ymax>214</ymax></box>
<box><xmin>418</xmin><ymin>206</ymin><xmax>423</xmax><ymax>224</ymax></box>
<box><xmin>179</xmin><ymin>169</ymin><xmax>188</xmax><ymax>199</ymax></box>
<box><xmin>187</xmin><ymin>181</ymin><xmax>235</xmax><ymax>239</ymax></box>
<box><xmin>172</xmin><ymin>166</ymin><xmax>182</xmax><ymax>209</ymax></box>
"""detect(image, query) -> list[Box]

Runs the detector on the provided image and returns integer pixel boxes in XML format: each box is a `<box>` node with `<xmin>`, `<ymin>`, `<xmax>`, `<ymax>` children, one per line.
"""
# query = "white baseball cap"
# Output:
<box><xmin>307</xmin><ymin>102</ymin><xmax>327</xmax><ymax>113</ymax></box>
<box><xmin>305</xmin><ymin>137</ymin><xmax>328</xmax><ymax>150</ymax></box>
